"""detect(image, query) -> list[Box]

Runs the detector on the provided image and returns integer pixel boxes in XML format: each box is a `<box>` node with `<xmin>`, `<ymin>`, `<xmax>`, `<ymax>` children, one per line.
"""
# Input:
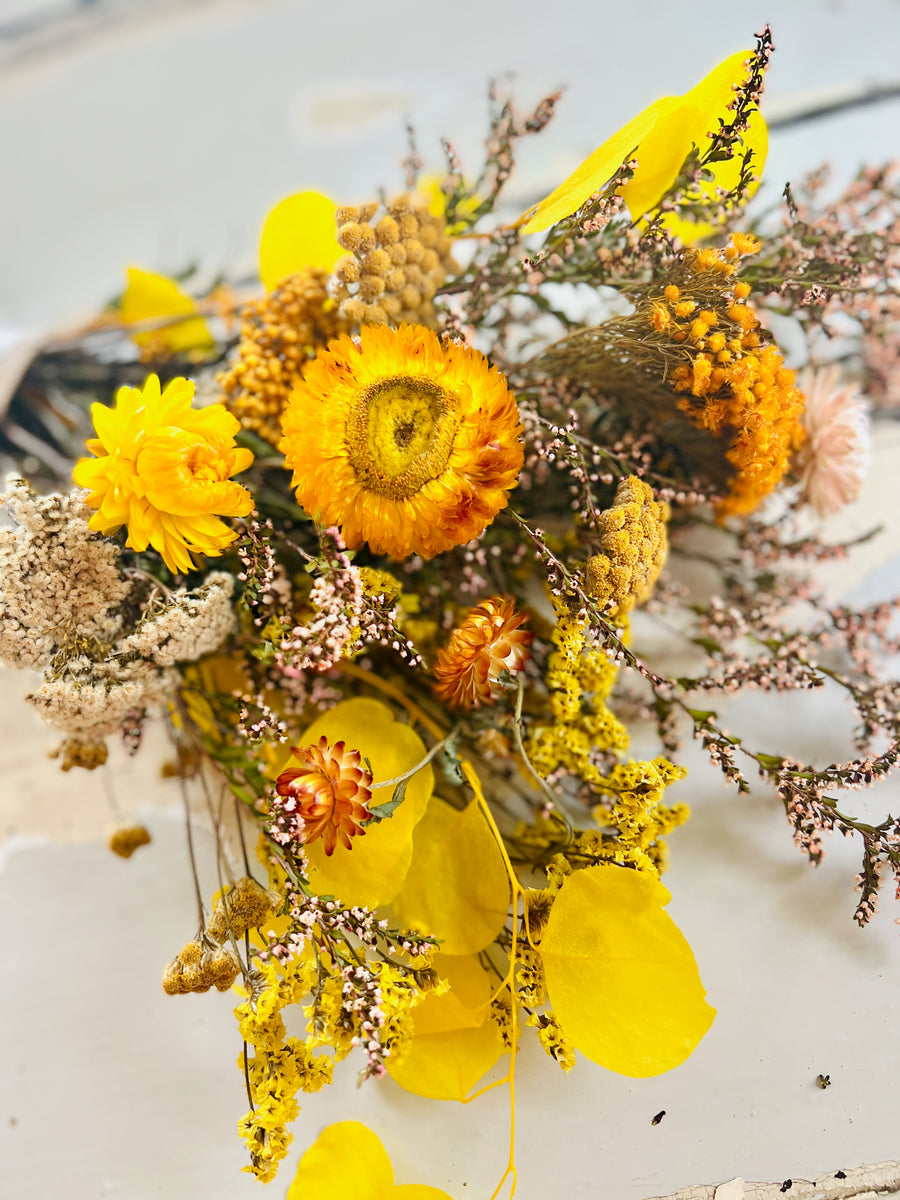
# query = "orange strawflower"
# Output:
<box><xmin>273</xmin><ymin>736</ymin><xmax>373</xmax><ymax>856</ymax></box>
<box><xmin>433</xmin><ymin>596</ymin><xmax>532</xmax><ymax>711</ymax></box>
<box><xmin>279</xmin><ymin>323</ymin><xmax>524</xmax><ymax>560</ymax></box>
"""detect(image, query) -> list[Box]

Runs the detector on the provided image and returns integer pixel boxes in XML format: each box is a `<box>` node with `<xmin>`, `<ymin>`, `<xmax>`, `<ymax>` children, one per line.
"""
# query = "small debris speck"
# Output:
<box><xmin>651</xmin><ymin>1110</ymin><xmax>666</xmax><ymax>1125</ymax></box>
<box><xmin>780</xmin><ymin>1182</ymin><xmax>792</xmax><ymax>1193</ymax></box>
<box><xmin>816</xmin><ymin>1073</ymin><xmax>831</xmax><ymax>1089</ymax></box>
<box><xmin>835</xmin><ymin>1171</ymin><xmax>846</xmax><ymax>1180</ymax></box>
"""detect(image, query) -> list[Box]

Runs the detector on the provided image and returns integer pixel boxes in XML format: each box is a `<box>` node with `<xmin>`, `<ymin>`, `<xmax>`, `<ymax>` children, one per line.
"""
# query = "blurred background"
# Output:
<box><xmin>2</xmin><ymin>2</ymin><xmax>900</xmax><ymax>1199</ymax></box>
<box><xmin>2</xmin><ymin>0</ymin><xmax>900</xmax><ymax>331</ymax></box>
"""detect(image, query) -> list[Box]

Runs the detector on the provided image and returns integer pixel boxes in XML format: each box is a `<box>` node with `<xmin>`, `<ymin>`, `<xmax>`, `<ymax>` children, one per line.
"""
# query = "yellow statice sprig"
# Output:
<box><xmin>527</xmin><ymin>594</ymin><xmax>629</xmax><ymax>789</ymax></box>
<box><xmin>526</xmin><ymin>595</ymin><xmax>687</xmax><ymax>876</ymax></box>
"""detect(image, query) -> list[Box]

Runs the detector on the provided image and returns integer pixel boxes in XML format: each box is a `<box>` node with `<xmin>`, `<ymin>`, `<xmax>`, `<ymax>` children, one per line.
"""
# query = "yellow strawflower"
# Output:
<box><xmin>74</xmin><ymin>374</ymin><xmax>254</xmax><ymax>574</ymax></box>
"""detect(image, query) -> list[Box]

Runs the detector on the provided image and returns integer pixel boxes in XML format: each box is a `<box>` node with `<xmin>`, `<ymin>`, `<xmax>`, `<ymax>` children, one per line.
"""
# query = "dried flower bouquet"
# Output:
<box><xmin>2</xmin><ymin>25</ymin><xmax>899</xmax><ymax>1197</ymax></box>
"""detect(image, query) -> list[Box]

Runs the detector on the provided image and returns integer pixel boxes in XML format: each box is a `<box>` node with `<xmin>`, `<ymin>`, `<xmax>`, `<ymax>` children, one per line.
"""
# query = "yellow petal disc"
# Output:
<box><xmin>283</xmin><ymin>698</ymin><xmax>433</xmax><ymax>909</ymax></box>
<box><xmin>288</xmin><ymin>1120</ymin><xmax>455</xmax><ymax>1199</ymax></box>
<box><xmin>617</xmin><ymin>98</ymin><xmax>703</xmax><ymax>219</ymax></box>
<box><xmin>521</xmin><ymin>97</ymin><xmax>674</xmax><ymax>234</ymax></box>
<box><xmin>259</xmin><ymin>190</ymin><xmax>343</xmax><ymax>291</ymax></box>
<box><xmin>387</xmin><ymin>954</ymin><xmax>505</xmax><ymax>1101</ymax></box>
<box><xmin>287</xmin><ymin>1120</ymin><xmax>394</xmax><ymax>1200</ymax></box>
<box><xmin>623</xmin><ymin>48</ymin><xmax>767</xmax><ymax>237</ymax></box>
<box><xmin>121</xmin><ymin>267</ymin><xmax>213</xmax><ymax>354</ymax></box>
<box><xmin>540</xmin><ymin>865</ymin><xmax>715</xmax><ymax>1077</ymax></box>
<box><xmin>392</xmin><ymin>794</ymin><xmax>510</xmax><ymax>954</ymax></box>
<box><xmin>521</xmin><ymin>48</ymin><xmax>766</xmax><ymax>235</ymax></box>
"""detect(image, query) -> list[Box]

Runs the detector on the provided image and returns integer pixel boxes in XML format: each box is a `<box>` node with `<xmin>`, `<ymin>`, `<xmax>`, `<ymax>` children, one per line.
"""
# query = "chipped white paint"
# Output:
<box><xmin>650</xmin><ymin>1162</ymin><xmax>900</xmax><ymax>1200</ymax></box>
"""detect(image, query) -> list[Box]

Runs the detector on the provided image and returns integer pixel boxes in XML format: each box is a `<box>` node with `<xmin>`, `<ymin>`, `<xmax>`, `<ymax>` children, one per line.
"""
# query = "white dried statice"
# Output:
<box><xmin>0</xmin><ymin>480</ymin><xmax>238</xmax><ymax>749</ymax></box>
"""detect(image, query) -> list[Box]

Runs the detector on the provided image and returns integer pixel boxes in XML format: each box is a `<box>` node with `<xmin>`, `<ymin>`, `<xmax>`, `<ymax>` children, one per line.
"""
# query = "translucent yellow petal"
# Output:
<box><xmin>521</xmin><ymin>97</ymin><xmax>676</xmax><ymax>234</ymax></box>
<box><xmin>259</xmin><ymin>191</ymin><xmax>343</xmax><ymax>291</ymax></box>
<box><xmin>392</xmin><ymin>794</ymin><xmax>509</xmax><ymax>954</ymax></box>
<box><xmin>617</xmin><ymin>98</ymin><xmax>701</xmax><ymax>218</ymax></box>
<box><xmin>287</xmin><ymin>1120</ymin><xmax>393</xmax><ymax>1200</ymax></box>
<box><xmin>660</xmin><ymin>107</ymin><xmax>768</xmax><ymax>243</ymax></box>
<box><xmin>540</xmin><ymin>865</ymin><xmax>715</xmax><ymax>1078</ymax></box>
<box><xmin>120</xmin><ymin>267</ymin><xmax>213</xmax><ymax>353</ymax></box>
<box><xmin>386</xmin><ymin>955</ymin><xmax>505</xmax><ymax>1101</ymax></box>
<box><xmin>621</xmin><ymin>48</ymin><xmax>766</xmax><ymax>225</ymax></box>
<box><xmin>283</xmin><ymin>698</ymin><xmax>433</xmax><ymax>908</ymax></box>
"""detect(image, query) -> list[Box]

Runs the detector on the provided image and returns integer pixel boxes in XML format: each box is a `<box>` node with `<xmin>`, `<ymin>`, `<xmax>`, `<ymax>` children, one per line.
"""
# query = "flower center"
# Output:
<box><xmin>346</xmin><ymin>376</ymin><xmax>460</xmax><ymax>499</ymax></box>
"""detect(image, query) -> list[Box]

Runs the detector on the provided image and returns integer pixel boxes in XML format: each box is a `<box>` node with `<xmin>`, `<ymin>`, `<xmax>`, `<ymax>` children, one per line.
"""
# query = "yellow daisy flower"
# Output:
<box><xmin>280</xmin><ymin>323</ymin><xmax>524</xmax><ymax>560</ymax></box>
<box><xmin>74</xmin><ymin>374</ymin><xmax>254</xmax><ymax>574</ymax></box>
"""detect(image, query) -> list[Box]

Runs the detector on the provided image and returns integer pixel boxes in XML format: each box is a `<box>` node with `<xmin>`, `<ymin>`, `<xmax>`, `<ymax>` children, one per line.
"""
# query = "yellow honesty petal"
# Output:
<box><xmin>617</xmin><ymin>98</ymin><xmax>703</xmax><ymax>219</ymax></box>
<box><xmin>284</xmin><ymin>698</ymin><xmax>433</xmax><ymax>908</ymax></box>
<box><xmin>387</xmin><ymin>955</ymin><xmax>505</xmax><ymax>1101</ymax></box>
<box><xmin>287</xmin><ymin>1120</ymin><xmax>393</xmax><ymax>1200</ymax></box>
<box><xmin>661</xmin><ymin>106</ymin><xmax>768</xmax><ymax>243</ymax></box>
<box><xmin>392</xmin><ymin>794</ymin><xmax>509</xmax><ymax>954</ymax></box>
<box><xmin>121</xmin><ymin>267</ymin><xmax>213</xmax><ymax>354</ymax></box>
<box><xmin>288</xmin><ymin>1120</ymin><xmax>455</xmax><ymax>1199</ymax></box>
<box><xmin>540</xmin><ymin>865</ymin><xmax>715</xmax><ymax>1078</ymax></box>
<box><xmin>521</xmin><ymin>97</ymin><xmax>675</xmax><ymax>233</ymax></box>
<box><xmin>259</xmin><ymin>191</ymin><xmax>343</xmax><ymax>290</ymax></box>
<box><xmin>622</xmin><ymin>48</ymin><xmax>767</xmax><ymax>227</ymax></box>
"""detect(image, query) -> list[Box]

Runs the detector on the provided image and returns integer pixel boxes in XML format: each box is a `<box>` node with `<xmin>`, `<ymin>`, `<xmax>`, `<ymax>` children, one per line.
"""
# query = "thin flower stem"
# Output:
<box><xmin>461</xmin><ymin>761</ymin><xmax>519</xmax><ymax>1200</ymax></box>
<box><xmin>372</xmin><ymin>724</ymin><xmax>462</xmax><ymax>791</ymax></box>
<box><xmin>177</xmin><ymin>772</ymin><xmax>206</xmax><ymax>926</ymax></box>
<box><xmin>512</xmin><ymin>675</ymin><xmax>574</xmax><ymax>844</ymax></box>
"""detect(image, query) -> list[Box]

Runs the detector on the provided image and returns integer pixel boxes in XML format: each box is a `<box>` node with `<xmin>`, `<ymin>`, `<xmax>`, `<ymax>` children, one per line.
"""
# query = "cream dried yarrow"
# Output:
<box><xmin>0</xmin><ymin>482</ymin><xmax>238</xmax><ymax>746</ymax></box>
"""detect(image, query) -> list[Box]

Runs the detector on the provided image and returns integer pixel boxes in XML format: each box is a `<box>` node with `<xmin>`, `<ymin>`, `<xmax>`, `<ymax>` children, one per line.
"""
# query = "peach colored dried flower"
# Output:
<box><xmin>796</xmin><ymin>364</ymin><xmax>870</xmax><ymax>518</ymax></box>
<box><xmin>274</xmin><ymin>736</ymin><xmax>373</xmax><ymax>856</ymax></box>
<box><xmin>433</xmin><ymin>596</ymin><xmax>533</xmax><ymax>712</ymax></box>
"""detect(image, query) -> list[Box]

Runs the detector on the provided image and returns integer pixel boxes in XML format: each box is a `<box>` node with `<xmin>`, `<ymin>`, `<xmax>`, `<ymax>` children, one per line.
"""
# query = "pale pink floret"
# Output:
<box><xmin>796</xmin><ymin>364</ymin><xmax>870</xmax><ymax>518</ymax></box>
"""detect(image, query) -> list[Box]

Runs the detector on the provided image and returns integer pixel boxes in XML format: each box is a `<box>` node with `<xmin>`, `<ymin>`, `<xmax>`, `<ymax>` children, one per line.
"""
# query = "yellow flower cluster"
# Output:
<box><xmin>528</xmin><ymin>596</ymin><xmax>628</xmax><ymax>785</ymax></box>
<box><xmin>585</xmin><ymin>475</ymin><xmax>670</xmax><ymax>618</ymax></box>
<box><xmin>219</xmin><ymin>268</ymin><xmax>348</xmax><ymax>446</ymax></box>
<box><xmin>516</xmin><ymin>945</ymin><xmax>548</xmax><ymax>1006</ymax></box>
<box><xmin>162</xmin><ymin>876</ymin><xmax>277</xmax><ymax>996</ymax></box>
<box><xmin>236</xmin><ymin>959</ymin><xmax>334</xmax><ymax>1183</ymax></box>
<box><xmin>206</xmin><ymin>876</ymin><xmax>279</xmax><ymax>941</ymax></box>
<box><xmin>162</xmin><ymin>935</ymin><xmax>241</xmax><ymax>995</ymax></box>
<box><xmin>527</xmin><ymin>598</ymin><xmax>687</xmax><ymax>875</ymax></box>
<box><xmin>593</xmin><ymin>759</ymin><xmax>689</xmax><ymax>875</ymax></box>
<box><xmin>51</xmin><ymin>737</ymin><xmax>108</xmax><ymax>771</ymax></box>
<box><xmin>527</xmin><ymin>1010</ymin><xmax>576</xmax><ymax>1073</ymax></box>
<box><xmin>653</xmin><ymin>235</ymin><xmax>806</xmax><ymax>517</ymax></box>
<box><xmin>333</xmin><ymin>196</ymin><xmax>456</xmax><ymax>329</ymax></box>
